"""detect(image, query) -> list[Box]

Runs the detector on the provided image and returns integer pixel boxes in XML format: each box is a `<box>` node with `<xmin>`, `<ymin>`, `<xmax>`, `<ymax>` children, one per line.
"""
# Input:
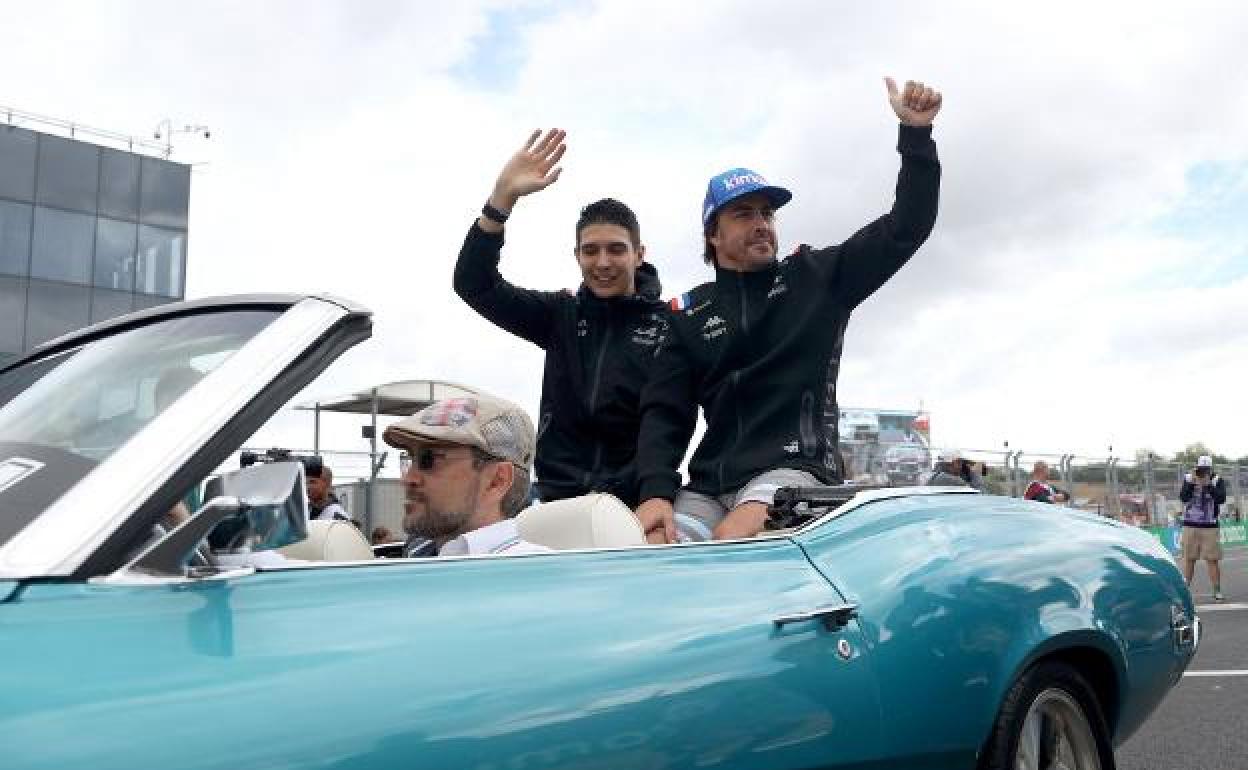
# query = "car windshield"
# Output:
<box><xmin>0</xmin><ymin>310</ymin><xmax>278</xmax><ymax>548</ymax></box>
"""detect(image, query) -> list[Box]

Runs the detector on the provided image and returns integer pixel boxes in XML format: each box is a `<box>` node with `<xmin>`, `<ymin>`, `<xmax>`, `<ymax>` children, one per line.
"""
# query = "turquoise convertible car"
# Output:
<box><xmin>0</xmin><ymin>295</ymin><xmax>1198</xmax><ymax>769</ymax></box>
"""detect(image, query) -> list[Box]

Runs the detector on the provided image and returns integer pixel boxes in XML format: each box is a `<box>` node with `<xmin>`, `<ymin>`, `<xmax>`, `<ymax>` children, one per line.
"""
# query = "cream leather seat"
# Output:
<box><xmin>279</xmin><ymin>519</ymin><xmax>375</xmax><ymax>561</ymax></box>
<box><xmin>516</xmin><ymin>493</ymin><xmax>646</xmax><ymax>550</ymax></box>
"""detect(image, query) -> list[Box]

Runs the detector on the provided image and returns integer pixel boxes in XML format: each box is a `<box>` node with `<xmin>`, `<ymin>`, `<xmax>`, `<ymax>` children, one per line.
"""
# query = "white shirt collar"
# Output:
<box><xmin>439</xmin><ymin>518</ymin><xmax>549</xmax><ymax>557</ymax></box>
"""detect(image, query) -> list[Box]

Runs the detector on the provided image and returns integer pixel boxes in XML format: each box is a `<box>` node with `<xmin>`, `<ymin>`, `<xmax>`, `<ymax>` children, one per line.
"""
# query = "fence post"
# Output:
<box><xmin>1233</xmin><ymin>463</ymin><xmax>1243</xmax><ymax>523</ymax></box>
<box><xmin>1011</xmin><ymin>451</ymin><xmax>1023</xmax><ymax>497</ymax></box>
<box><xmin>1106</xmin><ymin>456</ymin><xmax>1123</xmax><ymax>517</ymax></box>
<box><xmin>1144</xmin><ymin>453</ymin><xmax>1156</xmax><ymax>525</ymax></box>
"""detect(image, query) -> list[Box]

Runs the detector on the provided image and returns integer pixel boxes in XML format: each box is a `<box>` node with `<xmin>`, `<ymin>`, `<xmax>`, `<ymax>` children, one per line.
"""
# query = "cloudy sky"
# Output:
<box><xmin>6</xmin><ymin>1</ymin><xmax>1246</xmax><ymax>475</ymax></box>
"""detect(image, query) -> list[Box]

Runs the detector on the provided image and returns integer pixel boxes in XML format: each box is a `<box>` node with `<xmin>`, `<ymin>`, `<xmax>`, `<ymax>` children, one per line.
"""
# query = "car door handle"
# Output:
<box><xmin>773</xmin><ymin>602</ymin><xmax>860</xmax><ymax>631</ymax></box>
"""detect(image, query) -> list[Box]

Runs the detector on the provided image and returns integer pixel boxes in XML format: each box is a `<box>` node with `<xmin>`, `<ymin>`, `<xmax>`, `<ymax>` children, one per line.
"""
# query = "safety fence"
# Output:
<box><xmin>236</xmin><ymin>441</ymin><xmax>1247</xmax><ymax>543</ymax></box>
<box><xmin>840</xmin><ymin>439</ymin><xmax>1246</xmax><ymax>536</ymax></box>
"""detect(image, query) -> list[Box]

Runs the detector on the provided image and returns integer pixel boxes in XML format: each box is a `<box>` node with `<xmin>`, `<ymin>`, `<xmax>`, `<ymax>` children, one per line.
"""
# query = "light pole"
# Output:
<box><xmin>152</xmin><ymin>119</ymin><xmax>212</xmax><ymax>159</ymax></box>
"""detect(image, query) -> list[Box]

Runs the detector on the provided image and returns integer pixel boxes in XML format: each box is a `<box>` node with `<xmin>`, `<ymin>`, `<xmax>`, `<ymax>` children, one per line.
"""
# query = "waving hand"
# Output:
<box><xmin>885</xmin><ymin>78</ymin><xmax>942</xmax><ymax>127</ymax></box>
<box><xmin>488</xmin><ymin>128</ymin><xmax>567</xmax><ymax>215</ymax></box>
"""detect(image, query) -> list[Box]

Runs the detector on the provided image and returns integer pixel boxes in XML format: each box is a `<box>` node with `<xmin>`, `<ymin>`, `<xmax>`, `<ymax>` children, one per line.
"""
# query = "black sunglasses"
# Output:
<box><xmin>400</xmin><ymin>446</ymin><xmax>498</xmax><ymax>473</ymax></box>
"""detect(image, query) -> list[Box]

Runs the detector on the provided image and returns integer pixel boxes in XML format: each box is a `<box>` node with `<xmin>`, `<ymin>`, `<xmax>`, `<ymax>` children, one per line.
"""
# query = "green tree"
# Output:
<box><xmin>1172</xmin><ymin>443</ymin><xmax>1230</xmax><ymax>467</ymax></box>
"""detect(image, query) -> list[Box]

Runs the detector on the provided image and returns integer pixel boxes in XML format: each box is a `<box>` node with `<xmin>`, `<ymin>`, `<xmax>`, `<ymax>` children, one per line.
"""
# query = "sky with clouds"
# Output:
<box><xmin>5</xmin><ymin>0</ymin><xmax>1246</xmax><ymax>476</ymax></box>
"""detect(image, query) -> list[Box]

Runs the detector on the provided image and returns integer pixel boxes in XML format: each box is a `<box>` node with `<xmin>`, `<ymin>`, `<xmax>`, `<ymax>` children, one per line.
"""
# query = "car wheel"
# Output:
<box><xmin>979</xmin><ymin>660</ymin><xmax>1114</xmax><ymax>770</ymax></box>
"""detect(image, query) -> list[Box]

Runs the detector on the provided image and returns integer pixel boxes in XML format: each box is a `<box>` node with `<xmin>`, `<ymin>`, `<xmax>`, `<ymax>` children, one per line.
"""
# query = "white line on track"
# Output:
<box><xmin>1183</xmin><ymin>670</ymin><xmax>1248</xmax><ymax>677</ymax></box>
<box><xmin>1196</xmin><ymin>602</ymin><xmax>1248</xmax><ymax>611</ymax></box>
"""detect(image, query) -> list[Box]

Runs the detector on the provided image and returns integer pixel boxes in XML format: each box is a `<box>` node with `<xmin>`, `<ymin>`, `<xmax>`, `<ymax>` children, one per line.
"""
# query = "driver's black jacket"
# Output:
<box><xmin>637</xmin><ymin>124</ymin><xmax>940</xmax><ymax>501</ymax></box>
<box><xmin>454</xmin><ymin>222</ymin><xmax>668</xmax><ymax>506</ymax></box>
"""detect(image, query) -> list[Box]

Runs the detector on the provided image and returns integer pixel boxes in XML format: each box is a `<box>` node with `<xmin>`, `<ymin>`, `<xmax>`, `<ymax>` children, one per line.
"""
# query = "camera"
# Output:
<box><xmin>240</xmin><ymin>448</ymin><xmax>324</xmax><ymax>478</ymax></box>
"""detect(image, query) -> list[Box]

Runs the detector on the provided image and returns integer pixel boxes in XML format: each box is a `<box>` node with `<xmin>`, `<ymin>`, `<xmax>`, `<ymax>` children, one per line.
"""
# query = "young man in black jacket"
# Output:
<box><xmin>454</xmin><ymin>129</ymin><xmax>667</xmax><ymax>507</ymax></box>
<box><xmin>636</xmin><ymin>78</ymin><xmax>943</xmax><ymax>542</ymax></box>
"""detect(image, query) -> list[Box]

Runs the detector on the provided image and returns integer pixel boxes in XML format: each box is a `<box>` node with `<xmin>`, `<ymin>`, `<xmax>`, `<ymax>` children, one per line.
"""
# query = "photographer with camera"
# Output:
<box><xmin>1179</xmin><ymin>455</ymin><xmax>1228</xmax><ymax>601</ymax></box>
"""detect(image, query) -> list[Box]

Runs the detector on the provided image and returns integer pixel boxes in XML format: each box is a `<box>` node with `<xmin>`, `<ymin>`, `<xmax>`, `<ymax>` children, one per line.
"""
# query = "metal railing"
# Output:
<box><xmin>853</xmin><ymin>439</ymin><xmax>1245</xmax><ymax>529</ymax></box>
<box><xmin>2</xmin><ymin>104</ymin><xmax>171</xmax><ymax>158</ymax></box>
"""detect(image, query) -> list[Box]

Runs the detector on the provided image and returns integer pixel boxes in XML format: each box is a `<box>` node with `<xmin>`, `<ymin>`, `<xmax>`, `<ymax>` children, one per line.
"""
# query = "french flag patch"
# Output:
<box><xmin>669</xmin><ymin>293</ymin><xmax>692</xmax><ymax>312</ymax></box>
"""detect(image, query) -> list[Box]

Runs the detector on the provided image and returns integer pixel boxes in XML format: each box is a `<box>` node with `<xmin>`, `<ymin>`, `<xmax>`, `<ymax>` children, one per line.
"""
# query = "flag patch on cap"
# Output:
<box><xmin>420</xmin><ymin>398</ymin><xmax>478</xmax><ymax>428</ymax></box>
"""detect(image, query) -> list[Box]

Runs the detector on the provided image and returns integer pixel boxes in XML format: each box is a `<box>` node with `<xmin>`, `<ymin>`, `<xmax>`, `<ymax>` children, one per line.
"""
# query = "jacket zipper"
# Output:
<box><xmin>738</xmin><ymin>271</ymin><xmax>750</xmax><ymax>335</ymax></box>
<box><xmin>718</xmin><ymin>369</ymin><xmax>743</xmax><ymax>491</ymax></box>
<box><xmin>584</xmin><ymin>320</ymin><xmax>614</xmax><ymax>488</ymax></box>
<box><xmin>716</xmin><ymin>273</ymin><xmax>752</xmax><ymax>490</ymax></box>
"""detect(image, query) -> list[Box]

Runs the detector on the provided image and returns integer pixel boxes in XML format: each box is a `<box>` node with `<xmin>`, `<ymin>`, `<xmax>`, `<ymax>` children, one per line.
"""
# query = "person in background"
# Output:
<box><xmin>304</xmin><ymin>457</ymin><xmax>349</xmax><ymax>521</ymax></box>
<box><xmin>1179</xmin><ymin>455</ymin><xmax>1227</xmax><ymax>601</ymax></box>
<box><xmin>1024</xmin><ymin>461</ymin><xmax>1069</xmax><ymax>504</ymax></box>
<box><xmin>924</xmin><ymin>449</ymin><xmax>968</xmax><ymax>486</ymax></box>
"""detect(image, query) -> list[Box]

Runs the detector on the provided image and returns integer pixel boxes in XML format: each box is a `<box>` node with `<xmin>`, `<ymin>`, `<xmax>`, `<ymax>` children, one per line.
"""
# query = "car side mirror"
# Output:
<box><xmin>119</xmin><ymin>461</ymin><xmax>309</xmax><ymax>578</ymax></box>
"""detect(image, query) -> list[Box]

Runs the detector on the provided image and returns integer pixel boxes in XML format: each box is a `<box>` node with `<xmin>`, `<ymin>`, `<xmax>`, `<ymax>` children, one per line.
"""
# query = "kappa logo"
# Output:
<box><xmin>701</xmin><ymin>315</ymin><xmax>727</xmax><ymax>341</ymax></box>
<box><xmin>767</xmin><ymin>274</ymin><xmax>788</xmax><ymax>299</ymax></box>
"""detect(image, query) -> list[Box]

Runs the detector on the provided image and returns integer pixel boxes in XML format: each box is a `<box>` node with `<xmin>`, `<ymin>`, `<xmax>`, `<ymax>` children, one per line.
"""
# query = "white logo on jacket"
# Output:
<box><xmin>631</xmin><ymin>323</ymin><xmax>660</xmax><ymax>346</ymax></box>
<box><xmin>767</xmin><ymin>274</ymin><xmax>788</xmax><ymax>299</ymax></box>
<box><xmin>701</xmin><ymin>315</ymin><xmax>727</xmax><ymax>341</ymax></box>
<box><xmin>686</xmin><ymin>298</ymin><xmax>712</xmax><ymax>316</ymax></box>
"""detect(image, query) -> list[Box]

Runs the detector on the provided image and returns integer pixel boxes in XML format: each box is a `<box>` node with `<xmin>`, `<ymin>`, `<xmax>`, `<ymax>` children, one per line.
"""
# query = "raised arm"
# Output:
<box><xmin>818</xmin><ymin>78</ymin><xmax>942</xmax><ymax>308</ymax></box>
<box><xmin>454</xmin><ymin>129</ymin><xmax>569</xmax><ymax>347</ymax></box>
<box><xmin>1179</xmin><ymin>477</ymin><xmax>1195</xmax><ymax>503</ymax></box>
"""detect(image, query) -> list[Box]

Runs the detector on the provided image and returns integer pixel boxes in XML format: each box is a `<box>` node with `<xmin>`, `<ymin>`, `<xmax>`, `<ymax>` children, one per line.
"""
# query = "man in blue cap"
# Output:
<box><xmin>635</xmin><ymin>77</ymin><xmax>942</xmax><ymax>542</ymax></box>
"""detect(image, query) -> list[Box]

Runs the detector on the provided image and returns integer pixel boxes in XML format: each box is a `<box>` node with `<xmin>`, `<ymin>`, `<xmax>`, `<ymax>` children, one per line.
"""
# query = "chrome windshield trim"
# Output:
<box><xmin>0</xmin><ymin>297</ymin><xmax>351</xmax><ymax>579</ymax></box>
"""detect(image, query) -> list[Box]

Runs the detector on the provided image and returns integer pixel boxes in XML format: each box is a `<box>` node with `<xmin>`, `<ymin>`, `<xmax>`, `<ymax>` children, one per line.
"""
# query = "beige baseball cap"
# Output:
<box><xmin>383</xmin><ymin>394</ymin><xmax>535</xmax><ymax>468</ymax></box>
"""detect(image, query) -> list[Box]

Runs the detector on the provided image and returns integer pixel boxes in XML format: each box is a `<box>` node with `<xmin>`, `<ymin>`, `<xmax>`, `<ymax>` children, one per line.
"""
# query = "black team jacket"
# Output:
<box><xmin>453</xmin><ymin>222</ymin><xmax>668</xmax><ymax>506</ymax></box>
<box><xmin>637</xmin><ymin>124</ymin><xmax>941</xmax><ymax>502</ymax></box>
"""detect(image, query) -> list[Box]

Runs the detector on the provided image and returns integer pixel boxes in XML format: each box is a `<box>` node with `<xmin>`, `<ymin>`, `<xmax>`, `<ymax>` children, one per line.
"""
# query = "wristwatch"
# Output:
<box><xmin>481</xmin><ymin>201</ymin><xmax>510</xmax><ymax>225</ymax></box>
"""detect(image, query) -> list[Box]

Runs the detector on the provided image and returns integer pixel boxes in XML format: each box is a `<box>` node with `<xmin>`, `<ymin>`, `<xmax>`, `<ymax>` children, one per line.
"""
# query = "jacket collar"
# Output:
<box><xmin>714</xmin><ymin>259</ymin><xmax>779</xmax><ymax>293</ymax></box>
<box><xmin>575</xmin><ymin>262</ymin><xmax>665</xmax><ymax>308</ymax></box>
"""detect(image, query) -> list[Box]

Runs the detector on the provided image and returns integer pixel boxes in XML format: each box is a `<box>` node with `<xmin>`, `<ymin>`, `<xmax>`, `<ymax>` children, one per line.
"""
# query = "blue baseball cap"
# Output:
<box><xmin>701</xmin><ymin>167</ymin><xmax>792</xmax><ymax>229</ymax></box>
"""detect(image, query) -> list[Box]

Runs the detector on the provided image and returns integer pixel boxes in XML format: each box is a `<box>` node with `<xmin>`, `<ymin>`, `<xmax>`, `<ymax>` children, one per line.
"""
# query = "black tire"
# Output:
<box><xmin>978</xmin><ymin>660</ymin><xmax>1115</xmax><ymax>770</ymax></box>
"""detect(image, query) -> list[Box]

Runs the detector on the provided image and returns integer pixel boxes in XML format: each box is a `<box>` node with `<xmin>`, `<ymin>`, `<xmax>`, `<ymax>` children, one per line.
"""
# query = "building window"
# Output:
<box><xmin>0</xmin><ymin>126</ymin><xmax>37</xmax><ymax>201</ymax></box>
<box><xmin>0</xmin><ymin>200</ymin><xmax>32</xmax><ymax>277</ymax></box>
<box><xmin>99</xmin><ymin>148</ymin><xmax>141</xmax><ymax>221</ymax></box>
<box><xmin>31</xmin><ymin>207</ymin><xmax>94</xmax><ymax>285</ymax></box>
<box><xmin>90</xmin><ymin>288</ymin><xmax>135</xmax><ymax>323</ymax></box>
<box><xmin>35</xmin><ymin>134</ymin><xmax>101</xmax><ymax>214</ymax></box>
<box><xmin>94</xmin><ymin>217</ymin><xmax>137</xmax><ymax>291</ymax></box>
<box><xmin>23</xmin><ymin>280</ymin><xmax>89</xmax><ymax>349</ymax></box>
<box><xmin>137</xmin><ymin>225</ymin><xmax>186</xmax><ymax>297</ymax></box>
<box><xmin>139</xmin><ymin>156</ymin><xmax>190</xmax><ymax>229</ymax></box>
<box><xmin>0</xmin><ymin>275</ymin><xmax>27</xmax><ymax>354</ymax></box>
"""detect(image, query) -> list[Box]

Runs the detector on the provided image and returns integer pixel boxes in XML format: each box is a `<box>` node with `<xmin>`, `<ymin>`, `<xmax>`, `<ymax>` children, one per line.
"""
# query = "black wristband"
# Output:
<box><xmin>481</xmin><ymin>201</ymin><xmax>510</xmax><ymax>225</ymax></box>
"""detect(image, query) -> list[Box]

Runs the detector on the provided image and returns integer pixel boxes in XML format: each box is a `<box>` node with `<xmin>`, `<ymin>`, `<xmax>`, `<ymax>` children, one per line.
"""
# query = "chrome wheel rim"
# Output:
<box><xmin>1014</xmin><ymin>688</ymin><xmax>1102</xmax><ymax>770</ymax></box>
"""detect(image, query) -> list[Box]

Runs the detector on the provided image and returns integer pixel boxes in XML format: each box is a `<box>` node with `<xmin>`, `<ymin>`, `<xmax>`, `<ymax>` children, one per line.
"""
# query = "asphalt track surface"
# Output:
<box><xmin>1117</xmin><ymin>544</ymin><xmax>1248</xmax><ymax>770</ymax></box>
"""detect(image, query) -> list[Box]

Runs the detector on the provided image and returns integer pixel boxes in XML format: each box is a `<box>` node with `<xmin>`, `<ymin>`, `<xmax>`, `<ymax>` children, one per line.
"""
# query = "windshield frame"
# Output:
<box><xmin>0</xmin><ymin>296</ymin><xmax>359</xmax><ymax>579</ymax></box>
